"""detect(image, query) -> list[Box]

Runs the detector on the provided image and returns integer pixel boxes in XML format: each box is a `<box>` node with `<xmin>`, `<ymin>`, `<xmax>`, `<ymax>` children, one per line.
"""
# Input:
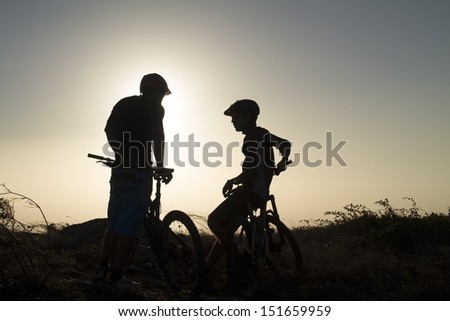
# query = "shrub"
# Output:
<box><xmin>324</xmin><ymin>197</ymin><xmax>450</xmax><ymax>252</ymax></box>
<box><xmin>0</xmin><ymin>184</ymin><xmax>52</xmax><ymax>291</ymax></box>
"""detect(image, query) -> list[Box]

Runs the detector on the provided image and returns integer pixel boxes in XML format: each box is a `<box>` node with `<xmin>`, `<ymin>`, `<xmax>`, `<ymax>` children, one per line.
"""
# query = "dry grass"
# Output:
<box><xmin>1</xmin><ymin>193</ymin><xmax>450</xmax><ymax>300</ymax></box>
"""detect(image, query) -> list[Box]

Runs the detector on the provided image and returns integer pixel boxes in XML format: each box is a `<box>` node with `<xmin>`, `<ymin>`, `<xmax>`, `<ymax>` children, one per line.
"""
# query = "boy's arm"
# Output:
<box><xmin>270</xmin><ymin>133</ymin><xmax>291</xmax><ymax>175</ymax></box>
<box><xmin>222</xmin><ymin>171</ymin><xmax>248</xmax><ymax>197</ymax></box>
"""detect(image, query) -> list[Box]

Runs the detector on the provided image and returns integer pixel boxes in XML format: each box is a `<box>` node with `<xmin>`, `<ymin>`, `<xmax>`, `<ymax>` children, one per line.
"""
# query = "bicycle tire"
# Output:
<box><xmin>159</xmin><ymin>210</ymin><xmax>205</xmax><ymax>296</ymax></box>
<box><xmin>264</xmin><ymin>213</ymin><xmax>303</xmax><ymax>277</ymax></box>
<box><xmin>225</xmin><ymin>215</ymin><xmax>257</xmax><ymax>299</ymax></box>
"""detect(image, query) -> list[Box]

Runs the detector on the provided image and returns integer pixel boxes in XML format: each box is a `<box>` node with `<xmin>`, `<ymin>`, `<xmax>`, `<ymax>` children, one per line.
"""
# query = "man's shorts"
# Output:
<box><xmin>107</xmin><ymin>168</ymin><xmax>152</xmax><ymax>237</ymax></box>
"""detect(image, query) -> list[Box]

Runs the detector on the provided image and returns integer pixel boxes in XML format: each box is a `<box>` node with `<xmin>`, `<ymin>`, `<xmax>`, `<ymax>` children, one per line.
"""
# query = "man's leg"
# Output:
<box><xmin>95</xmin><ymin>177</ymin><xmax>121</xmax><ymax>281</ymax></box>
<box><xmin>109</xmin><ymin>170</ymin><xmax>150</xmax><ymax>285</ymax></box>
<box><xmin>100</xmin><ymin>228</ymin><xmax>118</xmax><ymax>261</ymax></box>
<box><xmin>109</xmin><ymin>234</ymin><xmax>136</xmax><ymax>284</ymax></box>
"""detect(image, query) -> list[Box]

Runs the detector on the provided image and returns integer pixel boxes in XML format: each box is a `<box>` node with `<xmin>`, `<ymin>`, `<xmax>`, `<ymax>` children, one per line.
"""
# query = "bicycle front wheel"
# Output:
<box><xmin>225</xmin><ymin>216</ymin><xmax>257</xmax><ymax>299</ymax></box>
<box><xmin>159</xmin><ymin>210</ymin><xmax>205</xmax><ymax>296</ymax></box>
<box><xmin>264</xmin><ymin>213</ymin><xmax>303</xmax><ymax>278</ymax></box>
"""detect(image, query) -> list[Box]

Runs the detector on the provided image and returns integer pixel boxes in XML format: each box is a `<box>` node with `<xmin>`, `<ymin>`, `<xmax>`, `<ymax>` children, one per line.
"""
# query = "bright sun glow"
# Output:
<box><xmin>162</xmin><ymin>90</ymin><xmax>186</xmax><ymax>138</ymax></box>
<box><xmin>2</xmin><ymin>1</ymin><xmax>449</xmax><ymax>228</ymax></box>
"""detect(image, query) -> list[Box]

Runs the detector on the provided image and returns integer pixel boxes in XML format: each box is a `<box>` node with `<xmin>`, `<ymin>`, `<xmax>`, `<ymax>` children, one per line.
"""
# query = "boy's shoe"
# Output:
<box><xmin>93</xmin><ymin>266</ymin><xmax>109</xmax><ymax>283</ymax></box>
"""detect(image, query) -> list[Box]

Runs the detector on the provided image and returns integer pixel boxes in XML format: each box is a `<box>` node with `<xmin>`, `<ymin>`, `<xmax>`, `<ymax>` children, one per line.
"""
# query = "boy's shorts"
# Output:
<box><xmin>208</xmin><ymin>187</ymin><xmax>265</xmax><ymax>232</ymax></box>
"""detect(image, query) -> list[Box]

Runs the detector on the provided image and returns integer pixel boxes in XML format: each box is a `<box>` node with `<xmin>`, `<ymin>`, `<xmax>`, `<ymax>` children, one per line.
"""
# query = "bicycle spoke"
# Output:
<box><xmin>159</xmin><ymin>211</ymin><xmax>205</xmax><ymax>296</ymax></box>
<box><xmin>264</xmin><ymin>215</ymin><xmax>302</xmax><ymax>278</ymax></box>
<box><xmin>164</xmin><ymin>230</ymin><xmax>197</xmax><ymax>287</ymax></box>
<box><xmin>226</xmin><ymin>217</ymin><xmax>257</xmax><ymax>298</ymax></box>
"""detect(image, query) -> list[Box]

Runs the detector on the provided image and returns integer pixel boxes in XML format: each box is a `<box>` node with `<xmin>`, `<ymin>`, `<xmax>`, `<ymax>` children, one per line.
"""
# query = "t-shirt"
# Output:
<box><xmin>104</xmin><ymin>95</ymin><xmax>164</xmax><ymax>170</ymax></box>
<box><xmin>241</xmin><ymin>126</ymin><xmax>278</xmax><ymax>201</ymax></box>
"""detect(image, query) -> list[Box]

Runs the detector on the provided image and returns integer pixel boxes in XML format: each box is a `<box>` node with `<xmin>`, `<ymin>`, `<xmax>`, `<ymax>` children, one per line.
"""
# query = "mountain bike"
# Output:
<box><xmin>87</xmin><ymin>153</ymin><xmax>205</xmax><ymax>296</ymax></box>
<box><xmin>225</xmin><ymin>176</ymin><xmax>303</xmax><ymax>298</ymax></box>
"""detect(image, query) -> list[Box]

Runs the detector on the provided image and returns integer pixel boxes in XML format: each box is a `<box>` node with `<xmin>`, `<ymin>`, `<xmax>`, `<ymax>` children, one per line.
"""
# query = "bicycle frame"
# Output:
<box><xmin>141</xmin><ymin>172</ymin><xmax>166</xmax><ymax>251</ymax></box>
<box><xmin>148</xmin><ymin>169</ymin><xmax>172</xmax><ymax>221</ymax></box>
<box><xmin>245</xmin><ymin>194</ymin><xmax>279</xmax><ymax>261</ymax></box>
<box><xmin>87</xmin><ymin>152</ymin><xmax>168</xmax><ymax>224</ymax></box>
<box><xmin>87</xmin><ymin>153</ymin><xmax>205</xmax><ymax>296</ymax></box>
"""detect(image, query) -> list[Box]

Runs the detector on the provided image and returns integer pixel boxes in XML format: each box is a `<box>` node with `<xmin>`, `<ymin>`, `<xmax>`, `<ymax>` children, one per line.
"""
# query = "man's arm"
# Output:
<box><xmin>104</xmin><ymin>106</ymin><xmax>123</xmax><ymax>166</ymax></box>
<box><xmin>152</xmin><ymin>125</ymin><xmax>165</xmax><ymax>168</ymax></box>
<box><xmin>152</xmin><ymin>125</ymin><xmax>172</xmax><ymax>183</ymax></box>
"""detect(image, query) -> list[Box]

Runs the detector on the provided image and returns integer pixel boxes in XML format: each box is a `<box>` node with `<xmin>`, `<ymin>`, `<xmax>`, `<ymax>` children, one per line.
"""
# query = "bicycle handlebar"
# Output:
<box><xmin>152</xmin><ymin>167</ymin><xmax>174</xmax><ymax>175</ymax></box>
<box><xmin>87</xmin><ymin>153</ymin><xmax>115</xmax><ymax>163</ymax></box>
<box><xmin>87</xmin><ymin>153</ymin><xmax>174</xmax><ymax>176</ymax></box>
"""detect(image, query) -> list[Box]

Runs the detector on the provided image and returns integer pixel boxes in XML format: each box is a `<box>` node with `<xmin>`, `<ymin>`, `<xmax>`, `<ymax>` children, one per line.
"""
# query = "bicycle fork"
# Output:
<box><xmin>247</xmin><ymin>202</ymin><xmax>267</xmax><ymax>263</ymax></box>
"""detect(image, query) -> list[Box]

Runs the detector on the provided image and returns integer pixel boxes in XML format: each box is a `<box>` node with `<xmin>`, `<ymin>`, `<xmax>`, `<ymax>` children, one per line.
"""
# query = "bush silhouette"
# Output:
<box><xmin>1</xmin><ymin>187</ymin><xmax>449</xmax><ymax>300</ymax></box>
<box><xmin>0</xmin><ymin>185</ymin><xmax>52</xmax><ymax>295</ymax></box>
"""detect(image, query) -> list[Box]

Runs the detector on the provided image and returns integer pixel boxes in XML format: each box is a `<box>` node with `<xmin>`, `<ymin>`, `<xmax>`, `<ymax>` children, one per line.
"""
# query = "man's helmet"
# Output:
<box><xmin>224</xmin><ymin>99</ymin><xmax>260</xmax><ymax>117</ymax></box>
<box><xmin>140</xmin><ymin>73</ymin><xmax>171</xmax><ymax>95</ymax></box>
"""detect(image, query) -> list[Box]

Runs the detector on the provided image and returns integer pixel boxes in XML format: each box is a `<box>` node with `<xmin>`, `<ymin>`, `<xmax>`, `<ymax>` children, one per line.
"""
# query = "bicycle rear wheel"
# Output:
<box><xmin>225</xmin><ymin>216</ymin><xmax>257</xmax><ymax>299</ymax></box>
<box><xmin>159</xmin><ymin>210</ymin><xmax>205</xmax><ymax>296</ymax></box>
<box><xmin>264</xmin><ymin>213</ymin><xmax>303</xmax><ymax>277</ymax></box>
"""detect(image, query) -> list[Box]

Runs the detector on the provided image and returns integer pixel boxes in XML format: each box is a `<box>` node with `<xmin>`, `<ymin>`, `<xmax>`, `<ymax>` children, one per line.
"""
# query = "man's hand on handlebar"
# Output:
<box><xmin>160</xmin><ymin>171</ymin><xmax>173</xmax><ymax>184</ymax></box>
<box><xmin>222</xmin><ymin>179</ymin><xmax>235</xmax><ymax>198</ymax></box>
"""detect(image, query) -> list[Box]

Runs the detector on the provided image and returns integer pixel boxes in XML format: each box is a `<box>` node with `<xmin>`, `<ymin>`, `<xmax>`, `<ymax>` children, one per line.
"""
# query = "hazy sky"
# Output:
<box><xmin>1</xmin><ymin>0</ymin><xmax>449</xmax><ymax>226</ymax></box>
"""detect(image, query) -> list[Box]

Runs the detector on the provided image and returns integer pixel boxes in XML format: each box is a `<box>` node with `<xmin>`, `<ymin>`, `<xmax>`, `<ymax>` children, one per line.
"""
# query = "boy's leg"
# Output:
<box><xmin>205</xmin><ymin>239</ymin><xmax>225</xmax><ymax>272</ymax></box>
<box><xmin>206</xmin><ymin>189</ymin><xmax>249</xmax><ymax>271</ymax></box>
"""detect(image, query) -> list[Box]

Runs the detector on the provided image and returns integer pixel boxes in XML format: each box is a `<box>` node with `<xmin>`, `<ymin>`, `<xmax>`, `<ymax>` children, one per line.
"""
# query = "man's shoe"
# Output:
<box><xmin>202</xmin><ymin>274</ymin><xmax>218</xmax><ymax>295</ymax></box>
<box><xmin>93</xmin><ymin>266</ymin><xmax>109</xmax><ymax>283</ymax></box>
<box><xmin>114</xmin><ymin>277</ymin><xmax>141</xmax><ymax>292</ymax></box>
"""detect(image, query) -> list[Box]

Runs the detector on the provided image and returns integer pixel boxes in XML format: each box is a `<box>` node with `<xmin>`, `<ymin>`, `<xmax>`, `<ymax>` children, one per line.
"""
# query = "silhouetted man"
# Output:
<box><xmin>95</xmin><ymin>73</ymin><xmax>172</xmax><ymax>290</ymax></box>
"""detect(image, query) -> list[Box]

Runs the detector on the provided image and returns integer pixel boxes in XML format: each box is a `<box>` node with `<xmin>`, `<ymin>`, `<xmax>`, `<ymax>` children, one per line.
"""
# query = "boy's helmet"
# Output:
<box><xmin>224</xmin><ymin>99</ymin><xmax>260</xmax><ymax>117</ymax></box>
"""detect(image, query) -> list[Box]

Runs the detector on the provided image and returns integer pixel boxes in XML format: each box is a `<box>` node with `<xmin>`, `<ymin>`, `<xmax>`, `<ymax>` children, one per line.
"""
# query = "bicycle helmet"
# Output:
<box><xmin>224</xmin><ymin>99</ymin><xmax>260</xmax><ymax>117</ymax></box>
<box><xmin>140</xmin><ymin>73</ymin><xmax>171</xmax><ymax>95</ymax></box>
